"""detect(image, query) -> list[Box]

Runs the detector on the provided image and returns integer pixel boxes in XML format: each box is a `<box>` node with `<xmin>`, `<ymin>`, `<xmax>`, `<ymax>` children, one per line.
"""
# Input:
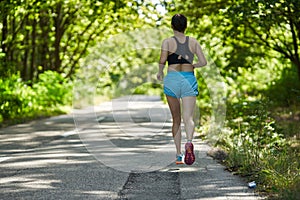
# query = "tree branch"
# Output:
<box><xmin>245</xmin><ymin>16</ymin><xmax>295</xmax><ymax>61</ymax></box>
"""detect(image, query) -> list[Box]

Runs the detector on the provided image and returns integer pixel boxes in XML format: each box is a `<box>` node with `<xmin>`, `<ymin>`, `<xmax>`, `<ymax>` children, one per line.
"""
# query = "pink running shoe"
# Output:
<box><xmin>184</xmin><ymin>142</ymin><xmax>195</xmax><ymax>165</ymax></box>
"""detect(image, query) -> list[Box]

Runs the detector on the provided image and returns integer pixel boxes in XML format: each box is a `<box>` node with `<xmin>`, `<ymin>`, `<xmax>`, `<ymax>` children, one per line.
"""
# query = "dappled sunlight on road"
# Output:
<box><xmin>0</xmin><ymin>95</ymin><xmax>263</xmax><ymax>199</ymax></box>
<box><xmin>0</xmin><ymin>114</ymin><xmax>128</xmax><ymax>199</ymax></box>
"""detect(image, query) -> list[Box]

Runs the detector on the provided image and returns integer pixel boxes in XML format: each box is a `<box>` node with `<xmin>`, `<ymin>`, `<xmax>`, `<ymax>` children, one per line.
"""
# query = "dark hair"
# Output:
<box><xmin>171</xmin><ymin>14</ymin><xmax>187</xmax><ymax>33</ymax></box>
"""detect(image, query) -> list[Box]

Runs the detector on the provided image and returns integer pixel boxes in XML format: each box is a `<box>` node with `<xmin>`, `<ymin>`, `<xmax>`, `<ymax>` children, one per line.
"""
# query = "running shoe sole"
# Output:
<box><xmin>176</xmin><ymin>160</ymin><xmax>184</xmax><ymax>165</ymax></box>
<box><xmin>184</xmin><ymin>143</ymin><xmax>195</xmax><ymax>165</ymax></box>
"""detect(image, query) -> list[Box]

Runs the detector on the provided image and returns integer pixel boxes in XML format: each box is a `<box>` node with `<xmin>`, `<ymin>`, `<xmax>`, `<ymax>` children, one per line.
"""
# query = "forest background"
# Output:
<box><xmin>0</xmin><ymin>0</ymin><xmax>299</xmax><ymax>199</ymax></box>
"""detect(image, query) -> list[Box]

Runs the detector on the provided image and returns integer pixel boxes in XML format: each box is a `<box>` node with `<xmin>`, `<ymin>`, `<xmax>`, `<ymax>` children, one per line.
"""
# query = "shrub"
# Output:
<box><xmin>0</xmin><ymin>74</ymin><xmax>27</xmax><ymax>120</ymax></box>
<box><xmin>32</xmin><ymin>71</ymin><xmax>72</xmax><ymax>108</ymax></box>
<box><xmin>0</xmin><ymin>71</ymin><xmax>72</xmax><ymax>124</ymax></box>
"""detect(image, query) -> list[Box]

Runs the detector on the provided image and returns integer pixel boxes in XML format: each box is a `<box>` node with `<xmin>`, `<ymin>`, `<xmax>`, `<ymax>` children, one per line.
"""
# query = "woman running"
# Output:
<box><xmin>157</xmin><ymin>14</ymin><xmax>207</xmax><ymax>165</ymax></box>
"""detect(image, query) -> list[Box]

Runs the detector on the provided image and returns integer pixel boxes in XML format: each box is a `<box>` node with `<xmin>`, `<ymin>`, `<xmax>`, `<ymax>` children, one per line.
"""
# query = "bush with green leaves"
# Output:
<box><xmin>32</xmin><ymin>71</ymin><xmax>72</xmax><ymax>108</ymax></box>
<box><xmin>0</xmin><ymin>71</ymin><xmax>72</xmax><ymax>124</ymax></box>
<box><xmin>0</xmin><ymin>74</ymin><xmax>24</xmax><ymax>120</ymax></box>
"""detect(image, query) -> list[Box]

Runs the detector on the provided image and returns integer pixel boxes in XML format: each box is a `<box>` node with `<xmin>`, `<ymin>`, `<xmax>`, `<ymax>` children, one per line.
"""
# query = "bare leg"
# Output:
<box><xmin>182</xmin><ymin>96</ymin><xmax>196</xmax><ymax>141</ymax></box>
<box><xmin>166</xmin><ymin>96</ymin><xmax>182</xmax><ymax>155</ymax></box>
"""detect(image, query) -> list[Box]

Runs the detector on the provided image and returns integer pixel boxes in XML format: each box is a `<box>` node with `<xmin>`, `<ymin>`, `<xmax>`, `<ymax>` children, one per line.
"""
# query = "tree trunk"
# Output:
<box><xmin>53</xmin><ymin>2</ymin><xmax>63</xmax><ymax>72</ymax></box>
<box><xmin>1</xmin><ymin>7</ymin><xmax>8</xmax><ymax>76</ymax></box>
<box><xmin>295</xmin><ymin>59</ymin><xmax>300</xmax><ymax>82</ymax></box>
<box><xmin>1</xmin><ymin>14</ymin><xmax>7</xmax><ymax>58</ymax></box>
<box><xmin>39</xmin><ymin>9</ymin><xmax>50</xmax><ymax>74</ymax></box>
<box><xmin>21</xmin><ymin>24</ymin><xmax>30</xmax><ymax>81</ymax></box>
<box><xmin>298</xmin><ymin>66</ymin><xmax>300</xmax><ymax>81</ymax></box>
<box><xmin>30</xmin><ymin>18</ymin><xmax>37</xmax><ymax>81</ymax></box>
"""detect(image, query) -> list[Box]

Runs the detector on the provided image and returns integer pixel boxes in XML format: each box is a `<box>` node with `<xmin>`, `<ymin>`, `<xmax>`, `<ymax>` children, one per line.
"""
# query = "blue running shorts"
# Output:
<box><xmin>163</xmin><ymin>71</ymin><xmax>199</xmax><ymax>98</ymax></box>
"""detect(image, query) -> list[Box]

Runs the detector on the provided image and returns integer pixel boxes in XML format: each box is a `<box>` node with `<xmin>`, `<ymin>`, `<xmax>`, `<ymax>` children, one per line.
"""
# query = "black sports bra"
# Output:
<box><xmin>167</xmin><ymin>36</ymin><xmax>194</xmax><ymax>65</ymax></box>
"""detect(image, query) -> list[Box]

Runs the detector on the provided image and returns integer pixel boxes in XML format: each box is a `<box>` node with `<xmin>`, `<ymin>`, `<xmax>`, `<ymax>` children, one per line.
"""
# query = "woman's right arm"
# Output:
<box><xmin>157</xmin><ymin>39</ymin><xmax>169</xmax><ymax>81</ymax></box>
<box><xmin>193</xmin><ymin>40</ymin><xmax>207</xmax><ymax>68</ymax></box>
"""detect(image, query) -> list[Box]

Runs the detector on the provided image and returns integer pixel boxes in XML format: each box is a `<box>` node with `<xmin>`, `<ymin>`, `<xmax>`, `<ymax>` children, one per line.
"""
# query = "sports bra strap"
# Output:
<box><xmin>167</xmin><ymin>36</ymin><xmax>194</xmax><ymax>65</ymax></box>
<box><xmin>173</xmin><ymin>36</ymin><xmax>189</xmax><ymax>45</ymax></box>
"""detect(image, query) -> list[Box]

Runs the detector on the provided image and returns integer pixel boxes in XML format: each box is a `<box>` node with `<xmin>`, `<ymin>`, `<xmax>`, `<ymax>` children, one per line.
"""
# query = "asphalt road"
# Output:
<box><xmin>0</xmin><ymin>95</ymin><xmax>263</xmax><ymax>200</ymax></box>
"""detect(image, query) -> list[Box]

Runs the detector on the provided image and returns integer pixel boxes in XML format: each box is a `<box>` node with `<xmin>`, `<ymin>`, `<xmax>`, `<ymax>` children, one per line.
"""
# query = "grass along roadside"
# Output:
<box><xmin>201</xmin><ymin>100</ymin><xmax>300</xmax><ymax>200</ymax></box>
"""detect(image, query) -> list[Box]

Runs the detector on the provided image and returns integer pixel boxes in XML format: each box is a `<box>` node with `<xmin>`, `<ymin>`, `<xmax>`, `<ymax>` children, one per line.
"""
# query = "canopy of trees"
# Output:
<box><xmin>0</xmin><ymin>0</ymin><xmax>153</xmax><ymax>81</ymax></box>
<box><xmin>1</xmin><ymin>0</ymin><xmax>299</xmax><ymax>83</ymax></box>
<box><xmin>171</xmin><ymin>0</ymin><xmax>300</xmax><ymax>80</ymax></box>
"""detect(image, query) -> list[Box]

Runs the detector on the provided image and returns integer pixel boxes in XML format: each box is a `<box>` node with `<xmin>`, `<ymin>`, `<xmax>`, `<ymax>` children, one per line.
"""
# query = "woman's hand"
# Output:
<box><xmin>157</xmin><ymin>71</ymin><xmax>164</xmax><ymax>81</ymax></box>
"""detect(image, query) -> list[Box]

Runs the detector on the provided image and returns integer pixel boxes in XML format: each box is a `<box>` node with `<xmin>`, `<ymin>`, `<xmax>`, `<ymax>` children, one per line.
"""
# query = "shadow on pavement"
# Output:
<box><xmin>0</xmin><ymin>95</ymin><xmax>263</xmax><ymax>200</ymax></box>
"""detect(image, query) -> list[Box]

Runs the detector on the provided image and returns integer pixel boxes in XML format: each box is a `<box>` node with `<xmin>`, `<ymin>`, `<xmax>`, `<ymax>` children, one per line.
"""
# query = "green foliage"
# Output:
<box><xmin>0</xmin><ymin>75</ymin><xmax>24</xmax><ymax>120</ymax></box>
<box><xmin>133</xmin><ymin>82</ymin><xmax>162</xmax><ymax>96</ymax></box>
<box><xmin>0</xmin><ymin>71</ymin><xmax>72</xmax><ymax>125</ymax></box>
<box><xmin>224</xmin><ymin>0</ymin><xmax>300</xmax><ymax>79</ymax></box>
<box><xmin>225</xmin><ymin>99</ymin><xmax>286</xmax><ymax>163</ymax></box>
<box><xmin>259</xmin><ymin>149</ymin><xmax>300</xmax><ymax>200</ymax></box>
<box><xmin>265</xmin><ymin>64</ymin><xmax>300</xmax><ymax>106</ymax></box>
<box><xmin>32</xmin><ymin>71</ymin><xmax>72</xmax><ymax>108</ymax></box>
<box><xmin>220</xmin><ymin>98</ymin><xmax>299</xmax><ymax>199</ymax></box>
<box><xmin>0</xmin><ymin>0</ymin><xmax>145</xmax><ymax>81</ymax></box>
<box><xmin>167</xmin><ymin>0</ymin><xmax>300</xmax><ymax>80</ymax></box>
